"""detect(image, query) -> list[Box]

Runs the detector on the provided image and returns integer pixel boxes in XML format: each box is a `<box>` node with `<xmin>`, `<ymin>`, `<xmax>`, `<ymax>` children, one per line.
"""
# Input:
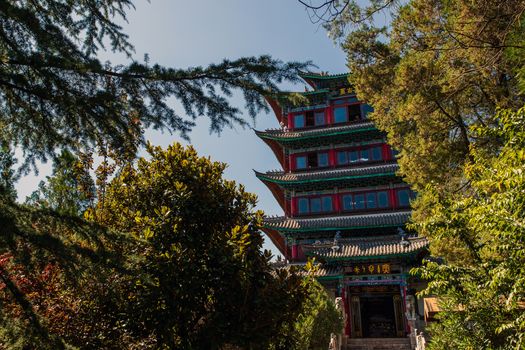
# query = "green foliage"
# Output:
<box><xmin>341</xmin><ymin>0</ymin><xmax>525</xmax><ymax>195</ymax></box>
<box><xmin>0</xmin><ymin>195</ymin><xmax>140</xmax><ymax>349</ymax></box>
<box><xmin>25</xmin><ymin>150</ymin><xmax>95</xmax><ymax>216</ymax></box>
<box><xmin>95</xmin><ymin>142</ymin><xmax>310</xmax><ymax>349</ymax></box>
<box><xmin>300</xmin><ymin>0</ymin><xmax>399</xmax><ymax>39</ymax></box>
<box><xmin>0</xmin><ymin>143</ymin><xmax>19</xmax><ymax>201</ymax></box>
<box><xmin>1</xmin><ymin>143</ymin><xmax>318</xmax><ymax>349</ymax></box>
<box><xmin>303</xmin><ymin>0</ymin><xmax>525</xmax><ymax>207</ymax></box>
<box><xmin>292</xmin><ymin>278</ymin><xmax>343</xmax><ymax>350</ymax></box>
<box><xmin>0</xmin><ymin>1</ymin><xmax>311</xmax><ymax>170</ymax></box>
<box><xmin>412</xmin><ymin>107</ymin><xmax>525</xmax><ymax>349</ymax></box>
<box><xmin>305</xmin><ymin>1</ymin><xmax>525</xmax><ymax>348</ymax></box>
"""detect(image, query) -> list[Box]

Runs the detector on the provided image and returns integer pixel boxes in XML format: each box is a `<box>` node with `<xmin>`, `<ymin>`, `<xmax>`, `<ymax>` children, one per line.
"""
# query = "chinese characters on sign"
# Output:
<box><xmin>338</xmin><ymin>87</ymin><xmax>354</xmax><ymax>96</ymax></box>
<box><xmin>345</xmin><ymin>263</ymin><xmax>391</xmax><ymax>275</ymax></box>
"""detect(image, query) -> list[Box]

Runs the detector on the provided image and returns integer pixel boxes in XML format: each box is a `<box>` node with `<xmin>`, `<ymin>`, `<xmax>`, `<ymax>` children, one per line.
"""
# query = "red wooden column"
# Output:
<box><xmin>291</xmin><ymin>243</ymin><xmax>298</xmax><ymax>261</ymax></box>
<box><xmin>382</xmin><ymin>144</ymin><xmax>391</xmax><ymax>161</ymax></box>
<box><xmin>326</xmin><ymin>106</ymin><xmax>333</xmax><ymax>125</ymax></box>
<box><xmin>333</xmin><ymin>193</ymin><xmax>341</xmax><ymax>213</ymax></box>
<box><xmin>329</xmin><ymin>149</ymin><xmax>336</xmax><ymax>167</ymax></box>
<box><xmin>290</xmin><ymin>197</ymin><xmax>297</xmax><ymax>217</ymax></box>
<box><xmin>389</xmin><ymin>188</ymin><xmax>397</xmax><ymax>209</ymax></box>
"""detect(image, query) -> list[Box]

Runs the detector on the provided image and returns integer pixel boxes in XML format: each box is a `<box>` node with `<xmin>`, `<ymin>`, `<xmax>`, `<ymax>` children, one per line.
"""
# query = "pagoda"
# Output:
<box><xmin>255</xmin><ymin>72</ymin><xmax>428</xmax><ymax>348</ymax></box>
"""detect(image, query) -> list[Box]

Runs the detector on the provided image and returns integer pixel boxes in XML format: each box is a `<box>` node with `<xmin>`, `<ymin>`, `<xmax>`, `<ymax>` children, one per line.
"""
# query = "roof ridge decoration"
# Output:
<box><xmin>299</xmin><ymin>71</ymin><xmax>350</xmax><ymax>80</ymax></box>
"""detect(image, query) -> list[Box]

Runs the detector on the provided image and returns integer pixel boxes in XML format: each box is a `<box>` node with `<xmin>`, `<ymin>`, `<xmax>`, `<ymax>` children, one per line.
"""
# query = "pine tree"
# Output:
<box><xmin>26</xmin><ymin>150</ymin><xmax>95</xmax><ymax>216</ymax></box>
<box><xmin>0</xmin><ymin>1</ymin><xmax>310</xmax><ymax>169</ymax></box>
<box><xmin>0</xmin><ymin>143</ymin><xmax>19</xmax><ymax>201</ymax></box>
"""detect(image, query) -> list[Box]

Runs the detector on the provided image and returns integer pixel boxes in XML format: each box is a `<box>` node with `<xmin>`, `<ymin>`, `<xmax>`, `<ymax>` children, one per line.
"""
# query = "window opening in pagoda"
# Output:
<box><xmin>366</xmin><ymin>192</ymin><xmax>377</xmax><ymax>208</ymax></box>
<box><xmin>342</xmin><ymin>194</ymin><xmax>353</xmax><ymax>210</ymax></box>
<box><xmin>306</xmin><ymin>111</ymin><xmax>315</xmax><ymax>126</ymax></box>
<box><xmin>294</xmin><ymin>114</ymin><xmax>305</xmax><ymax>128</ymax></box>
<box><xmin>296</xmin><ymin>155</ymin><xmax>307</xmax><ymax>169</ymax></box>
<box><xmin>314</xmin><ymin>111</ymin><xmax>325</xmax><ymax>126</ymax></box>
<box><xmin>294</xmin><ymin>110</ymin><xmax>325</xmax><ymax>129</ymax></box>
<box><xmin>322</xmin><ymin>196</ymin><xmax>333</xmax><ymax>212</ymax></box>
<box><xmin>298</xmin><ymin>198</ymin><xmax>309</xmax><ymax>214</ymax></box>
<box><xmin>348</xmin><ymin>104</ymin><xmax>361</xmax><ymax>122</ymax></box>
<box><xmin>335</xmin><ymin>145</ymin><xmax>384</xmax><ymax>166</ymax></box>
<box><xmin>307</xmin><ymin>153</ymin><xmax>318</xmax><ymax>168</ymax></box>
<box><xmin>310</xmin><ymin>197</ymin><xmax>322</xmax><ymax>213</ymax></box>
<box><xmin>337</xmin><ymin>151</ymin><xmax>348</xmax><ymax>165</ymax></box>
<box><xmin>397</xmin><ymin>189</ymin><xmax>409</xmax><ymax>207</ymax></box>
<box><xmin>397</xmin><ymin>189</ymin><xmax>415</xmax><ymax>207</ymax></box>
<box><xmin>349</xmin><ymin>150</ymin><xmax>359</xmax><ymax>163</ymax></box>
<box><xmin>372</xmin><ymin>147</ymin><xmax>383</xmax><ymax>161</ymax></box>
<box><xmin>391</xmin><ymin>148</ymin><xmax>400</xmax><ymax>158</ymax></box>
<box><xmin>318</xmin><ymin>152</ymin><xmax>329</xmax><ymax>167</ymax></box>
<box><xmin>297</xmin><ymin>195</ymin><xmax>333</xmax><ymax>214</ymax></box>
<box><xmin>360</xmin><ymin>149</ymin><xmax>370</xmax><ymax>162</ymax></box>
<box><xmin>354</xmin><ymin>194</ymin><xmax>366</xmax><ymax>209</ymax></box>
<box><xmin>334</xmin><ymin>106</ymin><xmax>347</xmax><ymax>123</ymax></box>
<box><xmin>377</xmin><ymin>191</ymin><xmax>389</xmax><ymax>208</ymax></box>
<box><xmin>362</xmin><ymin>104</ymin><xmax>374</xmax><ymax>118</ymax></box>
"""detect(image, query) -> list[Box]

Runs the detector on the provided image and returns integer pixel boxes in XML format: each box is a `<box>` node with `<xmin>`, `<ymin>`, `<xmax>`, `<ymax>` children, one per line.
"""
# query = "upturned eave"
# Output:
<box><xmin>254</xmin><ymin>162</ymin><xmax>399</xmax><ymax>186</ymax></box>
<box><xmin>256</xmin><ymin>177</ymin><xmax>286</xmax><ymax>212</ymax></box>
<box><xmin>260</xmin><ymin>227</ymin><xmax>286</xmax><ymax>256</ymax></box>
<box><xmin>256</xmin><ymin>122</ymin><xmax>378</xmax><ymax>142</ymax></box>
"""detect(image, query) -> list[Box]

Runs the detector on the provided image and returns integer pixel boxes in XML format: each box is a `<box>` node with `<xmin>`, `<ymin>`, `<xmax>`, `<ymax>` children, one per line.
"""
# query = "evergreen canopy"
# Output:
<box><xmin>0</xmin><ymin>0</ymin><xmax>310</xmax><ymax>169</ymax></box>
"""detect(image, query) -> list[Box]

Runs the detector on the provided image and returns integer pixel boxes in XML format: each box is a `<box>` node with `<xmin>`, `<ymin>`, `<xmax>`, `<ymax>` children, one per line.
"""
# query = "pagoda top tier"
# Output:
<box><xmin>298</xmin><ymin>72</ymin><xmax>351</xmax><ymax>91</ymax></box>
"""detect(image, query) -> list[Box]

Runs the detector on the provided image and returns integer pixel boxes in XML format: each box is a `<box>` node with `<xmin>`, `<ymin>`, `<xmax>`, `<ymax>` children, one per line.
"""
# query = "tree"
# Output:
<box><xmin>299</xmin><ymin>0</ymin><xmax>398</xmax><ymax>38</ymax></box>
<box><xmin>300</xmin><ymin>0</ymin><xmax>525</xmax><ymax>194</ymax></box>
<box><xmin>297</xmin><ymin>1</ymin><xmax>525</xmax><ymax>348</ymax></box>
<box><xmin>0</xmin><ymin>192</ymin><xmax>141</xmax><ymax>349</ymax></box>
<box><xmin>96</xmin><ymin>142</ymin><xmax>310</xmax><ymax>349</ymax></box>
<box><xmin>0</xmin><ymin>143</ymin><xmax>19</xmax><ymax>201</ymax></box>
<box><xmin>0</xmin><ymin>1</ymin><xmax>310</xmax><ymax>170</ymax></box>
<box><xmin>292</xmin><ymin>278</ymin><xmax>343</xmax><ymax>350</ymax></box>
<box><xmin>1</xmin><ymin>143</ymin><xmax>319</xmax><ymax>349</ymax></box>
<box><xmin>25</xmin><ymin>149</ymin><xmax>95</xmax><ymax>216</ymax></box>
<box><xmin>413</xmin><ymin>107</ymin><xmax>525</xmax><ymax>349</ymax></box>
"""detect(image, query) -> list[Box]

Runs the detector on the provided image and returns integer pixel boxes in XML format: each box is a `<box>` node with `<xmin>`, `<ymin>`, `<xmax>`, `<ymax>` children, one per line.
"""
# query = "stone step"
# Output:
<box><xmin>345</xmin><ymin>337</ymin><xmax>412</xmax><ymax>350</ymax></box>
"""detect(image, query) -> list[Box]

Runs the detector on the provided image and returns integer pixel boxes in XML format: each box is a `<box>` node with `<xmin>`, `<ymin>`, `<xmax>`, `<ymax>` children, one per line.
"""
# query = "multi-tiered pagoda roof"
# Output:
<box><xmin>255</xmin><ymin>71</ymin><xmax>429</xmax><ymax>342</ymax></box>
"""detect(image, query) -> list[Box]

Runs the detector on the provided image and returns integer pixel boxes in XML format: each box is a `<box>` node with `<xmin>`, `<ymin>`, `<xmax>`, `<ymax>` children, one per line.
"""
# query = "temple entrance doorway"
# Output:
<box><xmin>348</xmin><ymin>285</ymin><xmax>405</xmax><ymax>338</ymax></box>
<box><xmin>361</xmin><ymin>295</ymin><xmax>395</xmax><ymax>337</ymax></box>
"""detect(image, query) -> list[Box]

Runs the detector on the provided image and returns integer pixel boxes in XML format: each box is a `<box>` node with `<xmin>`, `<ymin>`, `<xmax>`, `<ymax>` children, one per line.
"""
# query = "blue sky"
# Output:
<box><xmin>16</xmin><ymin>0</ymin><xmax>348</xmax><ymax>254</ymax></box>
